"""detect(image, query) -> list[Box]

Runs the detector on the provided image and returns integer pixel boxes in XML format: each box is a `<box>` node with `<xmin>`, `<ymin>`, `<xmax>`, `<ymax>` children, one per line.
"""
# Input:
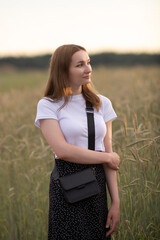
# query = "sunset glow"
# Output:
<box><xmin>0</xmin><ymin>0</ymin><xmax>160</xmax><ymax>56</ymax></box>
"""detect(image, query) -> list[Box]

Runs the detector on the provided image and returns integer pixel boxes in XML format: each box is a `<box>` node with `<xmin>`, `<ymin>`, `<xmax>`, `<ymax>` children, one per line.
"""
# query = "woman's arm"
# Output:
<box><xmin>39</xmin><ymin>119</ymin><xmax>120</xmax><ymax>168</ymax></box>
<box><xmin>103</xmin><ymin>120</ymin><xmax>120</xmax><ymax>237</ymax></box>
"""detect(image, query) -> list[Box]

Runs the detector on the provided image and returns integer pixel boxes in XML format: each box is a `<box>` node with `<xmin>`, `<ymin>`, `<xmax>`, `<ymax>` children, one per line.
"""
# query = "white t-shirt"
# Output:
<box><xmin>35</xmin><ymin>94</ymin><xmax>117</xmax><ymax>156</ymax></box>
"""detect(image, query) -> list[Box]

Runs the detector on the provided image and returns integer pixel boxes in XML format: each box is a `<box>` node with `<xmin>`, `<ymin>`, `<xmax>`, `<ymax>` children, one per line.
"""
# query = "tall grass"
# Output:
<box><xmin>0</xmin><ymin>66</ymin><xmax>159</xmax><ymax>240</ymax></box>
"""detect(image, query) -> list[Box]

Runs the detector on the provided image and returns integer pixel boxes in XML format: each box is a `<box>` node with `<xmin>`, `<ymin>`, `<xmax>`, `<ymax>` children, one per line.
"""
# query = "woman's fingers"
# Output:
<box><xmin>106</xmin><ymin>222</ymin><xmax>117</xmax><ymax>237</ymax></box>
<box><xmin>105</xmin><ymin>204</ymin><xmax>120</xmax><ymax>237</ymax></box>
<box><xmin>106</xmin><ymin>213</ymin><xmax>111</xmax><ymax>229</ymax></box>
<box><xmin>107</xmin><ymin>152</ymin><xmax>120</xmax><ymax>170</ymax></box>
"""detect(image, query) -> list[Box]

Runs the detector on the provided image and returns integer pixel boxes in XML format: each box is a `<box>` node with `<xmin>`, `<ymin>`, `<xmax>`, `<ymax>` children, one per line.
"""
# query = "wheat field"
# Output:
<box><xmin>0</xmin><ymin>66</ymin><xmax>160</xmax><ymax>240</ymax></box>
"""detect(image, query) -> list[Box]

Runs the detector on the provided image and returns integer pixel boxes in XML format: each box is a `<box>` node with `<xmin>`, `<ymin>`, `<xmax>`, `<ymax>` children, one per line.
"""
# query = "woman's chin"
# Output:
<box><xmin>82</xmin><ymin>79</ymin><xmax>91</xmax><ymax>85</ymax></box>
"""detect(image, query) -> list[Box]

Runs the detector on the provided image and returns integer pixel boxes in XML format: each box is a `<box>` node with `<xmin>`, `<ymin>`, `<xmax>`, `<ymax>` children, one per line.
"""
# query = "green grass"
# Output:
<box><xmin>0</xmin><ymin>69</ymin><xmax>48</xmax><ymax>92</ymax></box>
<box><xmin>0</xmin><ymin>66</ymin><xmax>160</xmax><ymax>240</ymax></box>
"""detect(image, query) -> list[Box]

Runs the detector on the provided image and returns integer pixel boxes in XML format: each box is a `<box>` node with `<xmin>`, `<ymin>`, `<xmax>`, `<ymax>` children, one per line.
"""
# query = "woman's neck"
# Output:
<box><xmin>71</xmin><ymin>86</ymin><xmax>82</xmax><ymax>95</ymax></box>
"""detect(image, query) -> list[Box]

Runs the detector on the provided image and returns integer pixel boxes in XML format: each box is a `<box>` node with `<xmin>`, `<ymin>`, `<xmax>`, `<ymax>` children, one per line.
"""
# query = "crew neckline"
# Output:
<box><xmin>70</xmin><ymin>93</ymin><xmax>84</xmax><ymax>100</ymax></box>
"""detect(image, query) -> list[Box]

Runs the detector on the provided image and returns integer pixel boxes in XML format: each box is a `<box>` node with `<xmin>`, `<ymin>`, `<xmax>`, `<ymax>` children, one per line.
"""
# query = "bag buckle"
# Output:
<box><xmin>86</xmin><ymin>107</ymin><xmax>94</xmax><ymax>113</ymax></box>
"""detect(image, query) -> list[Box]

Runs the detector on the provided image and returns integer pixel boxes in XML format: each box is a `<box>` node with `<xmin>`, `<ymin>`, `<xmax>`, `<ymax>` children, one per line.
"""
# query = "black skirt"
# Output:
<box><xmin>48</xmin><ymin>159</ymin><xmax>111</xmax><ymax>240</ymax></box>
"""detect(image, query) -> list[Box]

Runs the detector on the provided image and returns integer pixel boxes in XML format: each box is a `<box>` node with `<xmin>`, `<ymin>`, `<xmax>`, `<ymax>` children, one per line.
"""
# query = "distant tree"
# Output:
<box><xmin>0</xmin><ymin>53</ymin><xmax>159</xmax><ymax>70</ymax></box>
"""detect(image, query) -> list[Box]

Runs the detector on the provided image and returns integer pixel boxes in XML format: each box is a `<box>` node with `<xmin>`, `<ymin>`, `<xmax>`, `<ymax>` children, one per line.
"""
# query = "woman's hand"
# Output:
<box><xmin>105</xmin><ymin>202</ymin><xmax>120</xmax><ymax>238</ymax></box>
<box><xmin>107</xmin><ymin>152</ymin><xmax>120</xmax><ymax>170</ymax></box>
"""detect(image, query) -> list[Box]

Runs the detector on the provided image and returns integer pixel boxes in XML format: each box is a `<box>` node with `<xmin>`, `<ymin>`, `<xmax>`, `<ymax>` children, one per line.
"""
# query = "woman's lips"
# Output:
<box><xmin>83</xmin><ymin>75</ymin><xmax>90</xmax><ymax>79</ymax></box>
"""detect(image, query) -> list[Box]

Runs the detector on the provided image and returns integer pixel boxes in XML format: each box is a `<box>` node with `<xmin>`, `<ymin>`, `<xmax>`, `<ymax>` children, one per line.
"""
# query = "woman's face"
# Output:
<box><xmin>68</xmin><ymin>50</ymin><xmax>92</xmax><ymax>90</ymax></box>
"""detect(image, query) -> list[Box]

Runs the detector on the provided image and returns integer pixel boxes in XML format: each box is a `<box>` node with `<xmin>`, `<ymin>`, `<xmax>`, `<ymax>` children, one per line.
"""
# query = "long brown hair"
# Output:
<box><xmin>44</xmin><ymin>44</ymin><xmax>101</xmax><ymax>111</ymax></box>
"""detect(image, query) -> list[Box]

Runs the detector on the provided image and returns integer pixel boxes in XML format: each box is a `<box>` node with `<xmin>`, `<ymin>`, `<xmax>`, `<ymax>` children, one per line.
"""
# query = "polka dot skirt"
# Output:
<box><xmin>48</xmin><ymin>159</ymin><xmax>111</xmax><ymax>240</ymax></box>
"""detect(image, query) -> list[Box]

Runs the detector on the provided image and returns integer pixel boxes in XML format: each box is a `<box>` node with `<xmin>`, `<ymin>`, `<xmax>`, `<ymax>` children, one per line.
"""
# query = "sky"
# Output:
<box><xmin>0</xmin><ymin>0</ymin><xmax>160</xmax><ymax>56</ymax></box>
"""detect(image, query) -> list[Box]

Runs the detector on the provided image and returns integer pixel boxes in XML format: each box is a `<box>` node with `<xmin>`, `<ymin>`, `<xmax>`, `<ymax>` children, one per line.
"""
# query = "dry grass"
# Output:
<box><xmin>0</xmin><ymin>66</ymin><xmax>159</xmax><ymax>240</ymax></box>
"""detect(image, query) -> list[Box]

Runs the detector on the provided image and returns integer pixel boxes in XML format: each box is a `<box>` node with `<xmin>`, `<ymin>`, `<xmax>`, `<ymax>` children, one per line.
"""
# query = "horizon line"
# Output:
<box><xmin>1</xmin><ymin>48</ymin><xmax>160</xmax><ymax>58</ymax></box>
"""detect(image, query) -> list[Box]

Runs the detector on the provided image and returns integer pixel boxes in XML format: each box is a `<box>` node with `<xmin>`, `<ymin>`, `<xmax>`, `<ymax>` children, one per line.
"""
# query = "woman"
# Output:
<box><xmin>35</xmin><ymin>44</ymin><xmax>120</xmax><ymax>240</ymax></box>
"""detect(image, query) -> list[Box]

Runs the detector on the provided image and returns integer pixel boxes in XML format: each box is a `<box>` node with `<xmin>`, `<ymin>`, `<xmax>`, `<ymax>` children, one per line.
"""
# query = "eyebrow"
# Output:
<box><xmin>76</xmin><ymin>58</ymin><xmax>90</xmax><ymax>64</ymax></box>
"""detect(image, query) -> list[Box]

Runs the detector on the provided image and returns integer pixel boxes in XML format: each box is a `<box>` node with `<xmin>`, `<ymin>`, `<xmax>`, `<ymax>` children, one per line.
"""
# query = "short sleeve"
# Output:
<box><xmin>35</xmin><ymin>98</ymin><xmax>58</xmax><ymax>128</ymax></box>
<box><xmin>100</xmin><ymin>95</ymin><xmax>117</xmax><ymax>123</ymax></box>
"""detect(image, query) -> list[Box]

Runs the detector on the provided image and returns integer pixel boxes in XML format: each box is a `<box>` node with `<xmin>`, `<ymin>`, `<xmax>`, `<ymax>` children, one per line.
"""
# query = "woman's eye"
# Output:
<box><xmin>76</xmin><ymin>61</ymin><xmax>90</xmax><ymax>67</ymax></box>
<box><xmin>77</xmin><ymin>63</ymin><xmax>83</xmax><ymax>67</ymax></box>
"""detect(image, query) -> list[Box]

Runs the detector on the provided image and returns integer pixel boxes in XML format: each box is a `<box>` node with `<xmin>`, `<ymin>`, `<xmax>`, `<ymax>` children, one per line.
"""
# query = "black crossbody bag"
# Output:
<box><xmin>53</xmin><ymin>101</ymin><xmax>100</xmax><ymax>203</ymax></box>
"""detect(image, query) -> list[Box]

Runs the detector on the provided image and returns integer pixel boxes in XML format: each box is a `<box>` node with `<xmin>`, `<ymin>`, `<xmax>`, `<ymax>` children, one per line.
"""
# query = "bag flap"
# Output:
<box><xmin>59</xmin><ymin>168</ymin><xmax>96</xmax><ymax>190</ymax></box>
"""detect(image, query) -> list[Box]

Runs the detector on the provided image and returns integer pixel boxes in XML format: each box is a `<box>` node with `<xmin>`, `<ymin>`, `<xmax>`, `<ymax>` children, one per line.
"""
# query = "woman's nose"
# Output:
<box><xmin>85</xmin><ymin>64</ymin><xmax>92</xmax><ymax>73</ymax></box>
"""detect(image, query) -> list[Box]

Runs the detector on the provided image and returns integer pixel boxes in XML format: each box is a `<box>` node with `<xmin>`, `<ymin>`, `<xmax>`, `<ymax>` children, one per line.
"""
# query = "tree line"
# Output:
<box><xmin>0</xmin><ymin>52</ymin><xmax>159</xmax><ymax>69</ymax></box>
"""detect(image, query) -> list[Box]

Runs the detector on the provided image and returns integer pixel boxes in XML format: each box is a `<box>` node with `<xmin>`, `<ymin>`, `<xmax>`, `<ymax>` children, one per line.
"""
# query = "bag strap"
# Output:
<box><xmin>86</xmin><ymin>101</ymin><xmax>95</xmax><ymax>150</ymax></box>
<box><xmin>53</xmin><ymin>101</ymin><xmax>95</xmax><ymax>180</ymax></box>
